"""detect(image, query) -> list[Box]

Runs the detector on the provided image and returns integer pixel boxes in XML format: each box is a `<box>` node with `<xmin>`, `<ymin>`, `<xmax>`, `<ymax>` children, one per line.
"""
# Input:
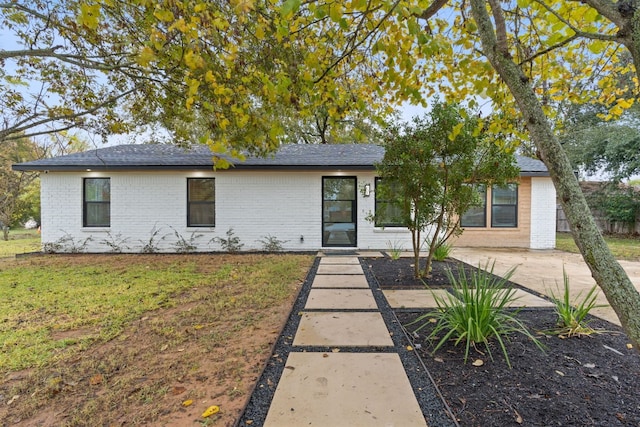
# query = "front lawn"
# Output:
<box><xmin>0</xmin><ymin>253</ymin><xmax>313</xmax><ymax>426</ymax></box>
<box><xmin>0</xmin><ymin>228</ymin><xmax>40</xmax><ymax>257</ymax></box>
<box><xmin>556</xmin><ymin>232</ymin><xmax>640</xmax><ymax>260</ymax></box>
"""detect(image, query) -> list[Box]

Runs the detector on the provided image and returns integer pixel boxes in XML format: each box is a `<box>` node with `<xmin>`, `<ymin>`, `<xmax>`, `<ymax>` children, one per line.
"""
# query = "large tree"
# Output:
<box><xmin>0</xmin><ymin>137</ymin><xmax>41</xmax><ymax>240</ymax></box>
<box><xmin>562</xmin><ymin>104</ymin><xmax>640</xmax><ymax>181</ymax></box>
<box><xmin>376</xmin><ymin>102</ymin><xmax>519</xmax><ymax>278</ymax></box>
<box><xmin>463</xmin><ymin>0</ymin><xmax>640</xmax><ymax>349</ymax></box>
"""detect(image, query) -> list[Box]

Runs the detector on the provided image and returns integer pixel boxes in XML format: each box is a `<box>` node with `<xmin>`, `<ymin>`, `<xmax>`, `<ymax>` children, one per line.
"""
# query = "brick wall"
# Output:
<box><xmin>39</xmin><ymin>171</ymin><xmax>555</xmax><ymax>253</ymax></box>
<box><xmin>529</xmin><ymin>177</ymin><xmax>557</xmax><ymax>249</ymax></box>
<box><xmin>451</xmin><ymin>178</ymin><xmax>533</xmax><ymax>248</ymax></box>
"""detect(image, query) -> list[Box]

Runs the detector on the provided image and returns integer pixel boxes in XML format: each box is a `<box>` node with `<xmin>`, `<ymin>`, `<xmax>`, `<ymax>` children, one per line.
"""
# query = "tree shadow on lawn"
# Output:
<box><xmin>366</xmin><ymin>256</ymin><xmax>640</xmax><ymax>427</ymax></box>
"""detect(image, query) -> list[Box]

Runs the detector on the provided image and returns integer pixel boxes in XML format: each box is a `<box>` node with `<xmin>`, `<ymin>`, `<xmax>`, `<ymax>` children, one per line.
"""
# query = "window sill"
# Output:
<box><xmin>373</xmin><ymin>227</ymin><xmax>410</xmax><ymax>233</ymax></box>
<box><xmin>81</xmin><ymin>227</ymin><xmax>110</xmax><ymax>232</ymax></box>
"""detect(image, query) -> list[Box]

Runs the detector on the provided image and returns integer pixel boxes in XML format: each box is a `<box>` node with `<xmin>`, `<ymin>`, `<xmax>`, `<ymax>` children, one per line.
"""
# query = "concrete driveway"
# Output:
<box><xmin>451</xmin><ymin>247</ymin><xmax>640</xmax><ymax>326</ymax></box>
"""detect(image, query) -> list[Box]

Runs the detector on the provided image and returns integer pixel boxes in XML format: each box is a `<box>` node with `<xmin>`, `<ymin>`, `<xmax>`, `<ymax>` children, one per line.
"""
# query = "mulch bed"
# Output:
<box><xmin>364</xmin><ymin>256</ymin><xmax>484</xmax><ymax>289</ymax></box>
<box><xmin>367</xmin><ymin>256</ymin><xmax>640</xmax><ymax>427</ymax></box>
<box><xmin>238</xmin><ymin>256</ymin><xmax>640</xmax><ymax>427</ymax></box>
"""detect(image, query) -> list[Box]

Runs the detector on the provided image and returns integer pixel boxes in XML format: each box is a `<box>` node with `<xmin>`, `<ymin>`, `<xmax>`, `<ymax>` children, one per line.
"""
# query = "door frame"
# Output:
<box><xmin>321</xmin><ymin>176</ymin><xmax>357</xmax><ymax>247</ymax></box>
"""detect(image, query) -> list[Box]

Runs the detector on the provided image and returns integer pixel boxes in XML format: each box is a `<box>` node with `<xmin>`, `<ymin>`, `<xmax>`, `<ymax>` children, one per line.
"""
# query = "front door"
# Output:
<box><xmin>322</xmin><ymin>177</ymin><xmax>357</xmax><ymax>247</ymax></box>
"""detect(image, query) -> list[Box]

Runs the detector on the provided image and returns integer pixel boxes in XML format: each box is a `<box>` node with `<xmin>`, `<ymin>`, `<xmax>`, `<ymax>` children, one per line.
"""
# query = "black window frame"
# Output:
<box><xmin>374</xmin><ymin>177</ymin><xmax>405</xmax><ymax>228</ymax></box>
<box><xmin>460</xmin><ymin>184</ymin><xmax>487</xmax><ymax>228</ymax></box>
<box><xmin>491</xmin><ymin>184</ymin><xmax>518</xmax><ymax>228</ymax></box>
<box><xmin>83</xmin><ymin>177</ymin><xmax>111</xmax><ymax>227</ymax></box>
<box><xmin>187</xmin><ymin>178</ymin><xmax>216</xmax><ymax>227</ymax></box>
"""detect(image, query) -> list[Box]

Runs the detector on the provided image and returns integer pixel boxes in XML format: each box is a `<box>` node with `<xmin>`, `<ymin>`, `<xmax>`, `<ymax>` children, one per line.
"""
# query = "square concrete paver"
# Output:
<box><xmin>312</xmin><ymin>274</ymin><xmax>370</xmax><ymax>288</ymax></box>
<box><xmin>293</xmin><ymin>312</ymin><xmax>393</xmax><ymax>347</ymax></box>
<box><xmin>316</xmin><ymin>264</ymin><xmax>364</xmax><ymax>275</ymax></box>
<box><xmin>264</xmin><ymin>352</ymin><xmax>427</xmax><ymax>426</ymax></box>
<box><xmin>320</xmin><ymin>257</ymin><xmax>361</xmax><ymax>265</ymax></box>
<box><xmin>508</xmin><ymin>289</ymin><xmax>554</xmax><ymax>307</ymax></box>
<box><xmin>383</xmin><ymin>289</ymin><xmax>451</xmax><ymax>309</ymax></box>
<box><xmin>305</xmin><ymin>289</ymin><xmax>377</xmax><ymax>310</ymax></box>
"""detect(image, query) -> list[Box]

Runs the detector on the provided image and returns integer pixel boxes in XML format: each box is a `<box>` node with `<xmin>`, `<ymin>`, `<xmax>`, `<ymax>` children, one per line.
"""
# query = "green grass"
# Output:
<box><xmin>556</xmin><ymin>232</ymin><xmax>640</xmax><ymax>260</ymax></box>
<box><xmin>0</xmin><ymin>254</ymin><xmax>312</xmax><ymax>373</ymax></box>
<box><xmin>0</xmin><ymin>228</ymin><xmax>41</xmax><ymax>257</ymax></box>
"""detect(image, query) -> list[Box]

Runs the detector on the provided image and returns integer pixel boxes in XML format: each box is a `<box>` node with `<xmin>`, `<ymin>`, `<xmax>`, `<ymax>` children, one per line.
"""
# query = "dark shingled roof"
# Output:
<box><xmin>12</xmin><ymin>143</ymin><xmax>549</xmax><ymax>176</ymax></box>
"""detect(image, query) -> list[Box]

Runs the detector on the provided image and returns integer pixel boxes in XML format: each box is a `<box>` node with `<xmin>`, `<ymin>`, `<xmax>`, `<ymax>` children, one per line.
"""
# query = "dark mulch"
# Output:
<box><xmin>364</xmin><ymin>256</ymin><xmax>481</xmax><ymax>289</ymax></box>
<box><xmin>368</xmin><ymin>257</ymin><xmax>640</xmax><ymax>427</ymax></box>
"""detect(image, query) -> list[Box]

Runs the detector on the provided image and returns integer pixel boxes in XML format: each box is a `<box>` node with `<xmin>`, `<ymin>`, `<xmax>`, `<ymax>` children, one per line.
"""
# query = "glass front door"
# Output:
<box><xmin>322</xmin><ymin>177</ymin><xmax>357</xmax><ymax>247</ymax></box>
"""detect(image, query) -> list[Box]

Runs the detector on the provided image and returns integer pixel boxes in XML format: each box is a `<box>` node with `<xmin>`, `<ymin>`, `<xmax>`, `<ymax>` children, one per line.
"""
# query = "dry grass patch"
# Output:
<box><xmin>0</xmin><ymin>253</ymin><xmax>313</xmax><ymax>426</ymax></box>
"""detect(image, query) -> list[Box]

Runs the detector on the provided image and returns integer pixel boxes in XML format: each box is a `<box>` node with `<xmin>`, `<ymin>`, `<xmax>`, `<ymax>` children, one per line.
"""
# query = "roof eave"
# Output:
<box><xmin>12</xmin><ymin>164</ymin><xmax>379</xmax><ymax>172</ymax></box>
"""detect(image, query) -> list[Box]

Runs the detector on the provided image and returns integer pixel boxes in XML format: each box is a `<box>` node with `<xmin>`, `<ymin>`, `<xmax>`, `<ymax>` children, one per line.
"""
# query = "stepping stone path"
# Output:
<box><xmin>264</xmin><ymin>256</ymin><xmax>428</xmax><ymax>426</ymax></box>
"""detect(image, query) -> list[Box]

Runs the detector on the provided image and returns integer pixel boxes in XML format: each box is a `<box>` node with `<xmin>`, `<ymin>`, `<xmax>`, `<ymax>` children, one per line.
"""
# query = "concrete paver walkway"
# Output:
<box><xmin>263</xmin><ymin>256</ymin><xmax>427</xmax><ymax>426</ymax></box>
<box><xmin>262</xmin><ymin>252</ymin><xmax>574</xmax><ymax>426</ymax></box>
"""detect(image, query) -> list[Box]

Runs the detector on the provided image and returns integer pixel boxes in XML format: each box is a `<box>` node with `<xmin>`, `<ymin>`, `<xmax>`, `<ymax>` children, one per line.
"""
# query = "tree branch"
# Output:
<box><xmin>0</xmin><ymin>88</ymin><xmax>136</xmax><ymax>142</ymax></box>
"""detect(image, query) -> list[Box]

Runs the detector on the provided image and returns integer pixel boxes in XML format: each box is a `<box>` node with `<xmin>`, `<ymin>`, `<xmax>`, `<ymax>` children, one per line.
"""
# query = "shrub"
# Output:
<box><xmin>386</xmin><ymin>239</ymin><xmax>404</xmax><ymax>260</ymax></box>
<box><xmin>101</xmin><ymin>232</ymin><xmax>130</xmax><ymax>253</ymax></box>
<box><xmin>258</xmin><ymin>234</ymin><xmax>288</xmax><ymax>252</ymax></box>
<box><xmin>139</xmin><ymin>226</ymin><xmax>163</xmax><ymax>253</ymax></box>
<box><xmin>548</xmin><ymin>268</ymin><xmax>604</xmax><ymax>337</ymax></box>
<box><xmin>408</xmin><ymin>262</ymin><xmax>543</xmax><ymax>368</ymax></box>
<box><xmin>43</xmin><ymin>233</ymin><xmax>93</xmax><ymax>253</ymax></box>
<box><xmin>432</xmin><ymin>242</ymin><xmax>452</xmax><ymax>261</ymax></box>
<box><xmin>212</xmin><ymin>228</ymin><xmax>244</xmax><ymax>253</ymax></box>
<box><xmin>168</xmin><ymin>228</ymin><xmax>203</xmax><ymax>253</ymax></box>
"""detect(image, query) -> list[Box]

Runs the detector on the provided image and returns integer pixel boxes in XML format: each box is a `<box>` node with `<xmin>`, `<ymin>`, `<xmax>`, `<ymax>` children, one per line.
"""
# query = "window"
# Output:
<box><xmin>460</xmin><ymin>185</ymin><xmax>487</xmax><ymax>227</ymax></box>
<box><xmin>374</xmin><ymin>178</ymin><xmax>404</xmax><ymax>227</ymax></box>
<box><xmin>491</xmin><ymin>184</ymin><xmax>518</xmax><ymax>227</ymax></box>
<box><xmin>188</xmin><ymin>178</ymin><xmax>215</xmax><ymax>227</ymax></box>
<box><xmin>83</xmin><ymin>178</ymin><xmax>110</xmax><ymax>227</ymax></box>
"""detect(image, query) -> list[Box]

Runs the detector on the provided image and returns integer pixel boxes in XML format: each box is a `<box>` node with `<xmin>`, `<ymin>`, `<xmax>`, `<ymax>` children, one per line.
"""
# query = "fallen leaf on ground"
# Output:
<box><xmin>515</xmin><ymin>410</ymin><xmax>523</xmax><ymax>424</ymax></box>
<box><xmin>89</xmin><ymin>374</ymin><xmax>103</xmax><ymax>385</ymax></box>
<box><xmin>555</xmin><ymin>370</ymin><xmax>565</xmax><ymax>376</ymax></box>
<box><xmin>202</xmin><ymin>405</ymin><xmax>220</xmax><ymax>418</ymax></box>
<box><xmin>182</xmin><ymin>400</ymin><xmax>193</xmax><ymax>407</ymax></box>
<box><xmin>171</xmin><ymin>386</ymin><xmax>186</xmax><ymax>395</ymax></box>
<box><xmin>406</xmin><ymin>345</ymin><xmax>413</xmax><ymax>351</ymax></box>
<box><xmin>472</xmin><ymin>359</ymin><xmax>484</xmax><ymax>367</ymax></box>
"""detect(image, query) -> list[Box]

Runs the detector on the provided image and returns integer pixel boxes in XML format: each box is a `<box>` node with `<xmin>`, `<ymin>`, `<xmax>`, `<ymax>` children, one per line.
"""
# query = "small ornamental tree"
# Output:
<box><xmin>375</xmin><ymin>102</ymin><xmax>519</xmax><ymax>278</ymax></box>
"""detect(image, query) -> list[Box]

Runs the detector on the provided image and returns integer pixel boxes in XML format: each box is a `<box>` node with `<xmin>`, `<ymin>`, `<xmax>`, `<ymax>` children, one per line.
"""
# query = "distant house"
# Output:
<box><xmin>13</xmin><ymin>144</ymin><xmax>556</xmax><ymax>253</ymax></box>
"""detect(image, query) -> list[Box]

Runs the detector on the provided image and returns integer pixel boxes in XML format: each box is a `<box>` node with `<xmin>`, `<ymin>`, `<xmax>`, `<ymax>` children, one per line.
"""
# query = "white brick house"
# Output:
<box><xmin>13</xmin><ymin>144</ymin><xmax>556</xmax><ymax>253</ymax></box>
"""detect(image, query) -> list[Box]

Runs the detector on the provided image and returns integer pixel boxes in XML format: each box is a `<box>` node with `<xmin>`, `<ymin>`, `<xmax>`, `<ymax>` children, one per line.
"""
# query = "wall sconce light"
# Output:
<box><xmin>363</xmin><ymin>183</ymin><xmax>371</xmax><ymax>197</ymax></box>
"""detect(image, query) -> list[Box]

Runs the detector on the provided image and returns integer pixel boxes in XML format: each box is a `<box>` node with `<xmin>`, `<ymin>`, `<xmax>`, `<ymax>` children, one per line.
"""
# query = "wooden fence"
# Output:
<box><xmin>557</xmin><ymin>204</ymin><xmax>640</xmax><ymax>234</ymax></box>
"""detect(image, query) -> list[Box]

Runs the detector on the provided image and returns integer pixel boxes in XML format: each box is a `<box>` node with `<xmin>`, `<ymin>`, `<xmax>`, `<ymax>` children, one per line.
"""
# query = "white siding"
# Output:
<box><xmin>529</xmin><ymin>177</ymin><xmax>557</xmax><ymax>249</ymax></box>
<box><xmin>39</xmin><ymin>170</ymin><xmax>416</xmax><ymax>253</ymax></box>
<box><xmin>40</xmin><ymin>170</ymin><xmax>553</xmax><ymax>253</ymax></box>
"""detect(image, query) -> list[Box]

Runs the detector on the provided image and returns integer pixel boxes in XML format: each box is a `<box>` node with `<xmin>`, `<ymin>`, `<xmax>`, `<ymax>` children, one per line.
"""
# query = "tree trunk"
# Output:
<box><xmin>2</xmin><ymin>226</ymin><xmax>8</xmax><ymax>241</ymax></box>
<box><xmin>412</xmin><ymin>227</ymin><xmax>421</xmax><ymax>278</ymax></box>
<box><xmin>470</xmin><ymin>0</ymin><xmax>640</xmax><ymax>349</ymax></box>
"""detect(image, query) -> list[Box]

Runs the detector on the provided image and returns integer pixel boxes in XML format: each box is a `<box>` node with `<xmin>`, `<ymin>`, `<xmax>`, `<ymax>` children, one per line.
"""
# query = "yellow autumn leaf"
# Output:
<box><xmin>202</xmin><ymin>405</ymin><xmax>220</xmax><ymax>418</ymax></box>
<box><xmin>78</xmin><ymin>3</ymin><xmax>101</xmax><ymax>30</ymax></box>
<box><xmin>182</xmin><ymin>399</ymin><xmax>193</xmax><ymax>407</ymax></box>
<box><xmin>153</xmin><ymin>8</ymin><xmax>174</xmax><ymax>22</ymax></box>
<box><xmin>616</xmin><ymin>98</ymin><xmax>634</xmax><ymax>109</ymax></box>
<box><xmin>137</xmin><ymin>46</ymin><xmax>155</xmax><ymax>67</ymax></box>
<box><xmin>448</xmin><ymin>122</ymin><xmax>464</xmax><ymax>141</ymax></box>
<box><xmin>184</xmin><ymin>50</ymin><xmax>203</xmax><ymax>69</ymax></box>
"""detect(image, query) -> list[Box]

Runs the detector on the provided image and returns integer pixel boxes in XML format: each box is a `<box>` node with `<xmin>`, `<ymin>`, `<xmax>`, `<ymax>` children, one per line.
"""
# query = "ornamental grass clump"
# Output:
<box><xmin>410</xmin><ymin>262</ymin><xmax>543</xmax><ymax>368</ymax></box>
<box><xmin>548</xmin><ymin>268</ymin><xmax>605</xmax><ymax>337</ymax></box>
